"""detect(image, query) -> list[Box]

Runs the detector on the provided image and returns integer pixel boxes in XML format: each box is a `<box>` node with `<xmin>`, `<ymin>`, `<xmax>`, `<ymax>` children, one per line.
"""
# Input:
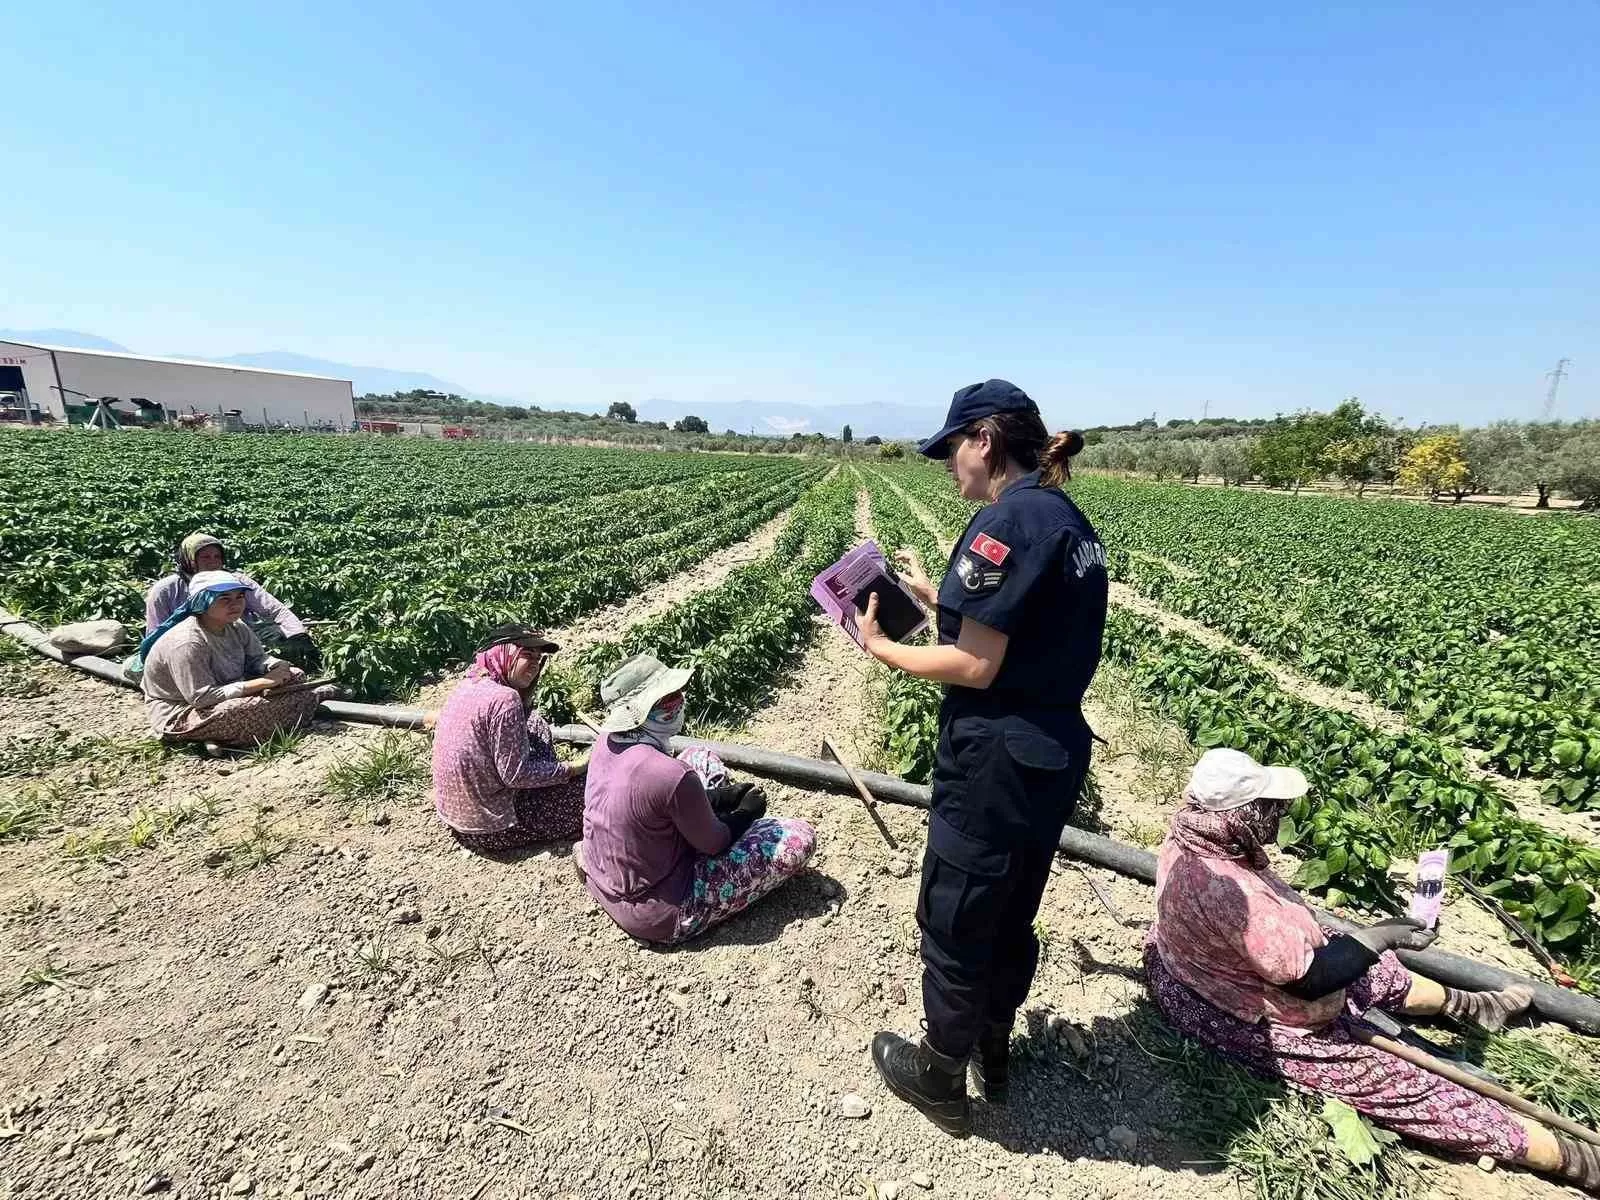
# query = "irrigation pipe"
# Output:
<box><xmin>4</xmin><ymin>607</ymin><xmax>1599</xmax><ymax>1034</ymax></box>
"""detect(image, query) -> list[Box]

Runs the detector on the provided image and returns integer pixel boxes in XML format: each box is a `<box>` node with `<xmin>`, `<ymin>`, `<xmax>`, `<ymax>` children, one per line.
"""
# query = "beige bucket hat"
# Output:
<box><xmin>598</xmin><ymin>653</ymin><xmax>694</xmax><ymax>733</ymax></box>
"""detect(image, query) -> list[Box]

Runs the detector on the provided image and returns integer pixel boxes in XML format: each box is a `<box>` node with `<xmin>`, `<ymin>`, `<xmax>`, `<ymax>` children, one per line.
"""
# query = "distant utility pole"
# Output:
<box><xmin>1542</xmin><ymin>358</ymin><xmax>1571</xmax><ymax>420</ymax></box>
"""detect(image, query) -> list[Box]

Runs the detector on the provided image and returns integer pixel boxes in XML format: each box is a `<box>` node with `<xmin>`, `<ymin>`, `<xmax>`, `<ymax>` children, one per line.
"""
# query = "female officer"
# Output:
<box><xmin>855</xmin><ymin>379</ymin><xmax>1107</xmax><ymax>1136</ymax></box>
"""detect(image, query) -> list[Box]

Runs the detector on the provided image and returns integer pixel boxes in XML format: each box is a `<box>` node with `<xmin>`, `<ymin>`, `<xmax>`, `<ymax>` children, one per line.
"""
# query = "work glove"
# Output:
<box><xmin>719</xmin><ymin>786</ymin><xmax>769</xmax><ymax>842</ymax></box>
<box><xmin>1352</xmin><ymin>917</ymin><xmax>1437</xmax><ymax>955</ymax></box>
<box><xmin>280</xmin><ymin>632</ymin><xmax>323</xmax><ymax>672</ymax></box>
<box><xmin>708</xmin><ymin>782</ymin><xmax>760</xmax><ymax>816</ymax></box>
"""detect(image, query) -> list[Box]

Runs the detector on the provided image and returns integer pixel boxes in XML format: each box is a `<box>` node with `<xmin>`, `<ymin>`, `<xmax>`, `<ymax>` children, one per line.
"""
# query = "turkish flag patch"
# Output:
<box><xmin>970</xmin><ymin>532</ymin><xmax>1011</xmax><ymax>566</ymax></box>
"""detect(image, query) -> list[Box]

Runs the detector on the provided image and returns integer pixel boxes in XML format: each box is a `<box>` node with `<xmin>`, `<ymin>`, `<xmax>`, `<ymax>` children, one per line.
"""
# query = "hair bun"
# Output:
<box><xmin>1062</xmin><ymin>430</ymin><xmax>1084</xmax><ymax>457</ymax></box>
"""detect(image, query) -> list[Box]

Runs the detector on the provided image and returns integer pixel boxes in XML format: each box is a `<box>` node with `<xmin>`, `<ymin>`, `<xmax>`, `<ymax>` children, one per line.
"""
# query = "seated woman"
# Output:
<box><xmin>139</xmin><ymin>571</ymin><xmax>336</xmax><ymax>747</ymax></box>
<box><xmin>579</xmin><ymin>653</ymin><xmax>816</xmax><ymax>944</ymax></box>
<box><xmin>1145</xmin><ymin>748</ymin><xmax>1594</xmax><ymax>1192</ymax></box>
<box><xmin>431</xmin><ymin>625</ymin><xmax>587</xmax><ymax>852</ymax></box>
<box><xmin>144</xmin><ymin>532</ymin><xmax>319</xmax><ymax>667</ymax></box>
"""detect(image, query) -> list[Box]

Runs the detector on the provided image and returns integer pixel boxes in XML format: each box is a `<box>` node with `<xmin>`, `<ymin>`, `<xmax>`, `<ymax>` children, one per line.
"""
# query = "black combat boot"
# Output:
<box><xmin>970</xmin><ymin>1021</ymin><xmax>1011</xmax><ymax>1104</ymax></box>
<box><xmin>871</xmin><ymin>1031</ymin><xmax>971</xmax><ymax>1137</ymax></box>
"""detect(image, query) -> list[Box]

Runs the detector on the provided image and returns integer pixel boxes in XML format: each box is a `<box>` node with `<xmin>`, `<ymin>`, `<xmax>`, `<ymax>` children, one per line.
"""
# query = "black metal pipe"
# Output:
<box><xmin>6</xmin><ymin>610</ymin><xmax>1599</xmax><ymax>1033</ymax></box>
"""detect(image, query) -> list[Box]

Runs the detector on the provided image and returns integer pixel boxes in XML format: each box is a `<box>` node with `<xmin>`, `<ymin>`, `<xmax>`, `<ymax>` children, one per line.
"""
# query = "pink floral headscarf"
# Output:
<box><xmin>466</xmin><ymin>643</ymin><xmax>527</xmax><ymax>687</ymax></box>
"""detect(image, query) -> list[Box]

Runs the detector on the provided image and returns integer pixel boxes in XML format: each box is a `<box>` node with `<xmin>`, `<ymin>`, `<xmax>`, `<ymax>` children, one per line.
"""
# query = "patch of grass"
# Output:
<box><xmin>0</xmin><ymin>783</ymin><xmax>65</xmax><ymax>842</ymax></box>
<box><xmin>324</xmin><ymin>731</ymin><xmax>428</xmax><ymax>812</ymax></box>
<box><xmin>0</xmin><ymin>731</ymin><xmax>166</xmax><ymax>785</ymax></box>
<box><xmin>0</xmin><ymin>638</ymin><xmax>47</xmax><ymax>699</ymax></box>
<box><xmin>12</xmin><ymin>956</ymin><xmax>86</xmax><ymax>997</ymax></box>
<box><xmin>0</xmin><ymin>730</ymin><xmax>87</xmax><ymax>779</ymax></box>
<box><xmin>355</xmin><ymin>935</ymin><xmax>396</xmax><ymax>977</ymax></box>
<box><xmin>216</xmin><ymin>811</ymin><xmax>292</xmax><ymax>875</ymax></box>
<box><xmin>251</xmin><ymin>726</ymin><xmax>307</xmax><ymax>764</ymax></box>
<box><xmin>61</xmin><ymin>826</ymin><xmax>125</xmax><ymax>863</ymax></box>
<box><xmin>60</xmin><ymin>794</ymin><xmax>220</xmax><ymax>863</ymax></box>
<box><xmin>1125</xmin><ymin>1003</ymin><xmax>1425</xmax><ymax>1200</ymax></box>
<box><xmin>1471</xmin><ymin>1028</ymin><xmax>1600</xmax><ymax>1126</ymax></box>
<box><xmin>1032</xmin><ymin>916</ymin><xmax>1053</xmax><ymax>959</ymax></box>
<box><xmin>1125</xmin><ymin>820</ymin><xmax>1168</xmax><ymax>848</ymax></box>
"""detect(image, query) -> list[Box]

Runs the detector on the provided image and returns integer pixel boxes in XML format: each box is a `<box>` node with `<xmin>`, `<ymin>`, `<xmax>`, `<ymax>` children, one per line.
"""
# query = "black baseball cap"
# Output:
<box><xmin>477</xmin><ymin>623</ymin><xmax>560</xmax><ymax>655</ymax></box>
<box><xmin>917</xmin><ymin>379</ymin><xmax>1040</xmax><ymax>459</ymax></box>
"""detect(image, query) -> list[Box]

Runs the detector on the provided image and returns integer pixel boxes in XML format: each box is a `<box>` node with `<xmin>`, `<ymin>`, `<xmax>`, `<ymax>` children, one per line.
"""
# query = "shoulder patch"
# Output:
<box><xmin>1070</xmin><ymin>539</ymin><xmax>1107</xmax><ymax>579</ymax></box>
<box><xmin>970</xmin><ymin>532</ymin><xmax>1011</xmax><ymax>566</ymax></box>
<box><xmin>955</xmin><ymin>553</ymin><xmax>1007</xmax><ymax>595</ymax></box>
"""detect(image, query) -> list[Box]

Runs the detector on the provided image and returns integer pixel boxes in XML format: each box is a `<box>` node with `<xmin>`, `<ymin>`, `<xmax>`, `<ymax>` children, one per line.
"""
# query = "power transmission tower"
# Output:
<box><xmin>1543</xmin><ymin>358</ymin><xmax>1571</xmax><ymax>419</ymax></box>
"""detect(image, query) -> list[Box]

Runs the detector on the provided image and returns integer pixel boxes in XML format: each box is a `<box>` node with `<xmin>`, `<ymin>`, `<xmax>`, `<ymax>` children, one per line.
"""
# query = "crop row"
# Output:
<box><xmin>542</xmin><ymin>470</ymin><xmax>859</xmax><ymax>727</ymax></box>
<box><xmin>859</xmin><ymin>468</ymin><xmax>946</xmax><ymax>781</ymax></box>
<box><xmin>1101</xmin><ymin>607</ymin><xmax>1600</xmax><ymax>957</ymax></box>
<box><xmin>1065</xmin><ymin>477</ymin><xmax>1600</xmax><ymax>810</ymax></box>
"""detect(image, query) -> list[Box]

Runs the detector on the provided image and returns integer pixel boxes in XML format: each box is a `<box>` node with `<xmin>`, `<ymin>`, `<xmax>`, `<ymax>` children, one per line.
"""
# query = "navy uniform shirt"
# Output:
<box><xmin>936</xmin><ymin>471</ymin><xmax>1107</xmax><ymax>718</ymax></box>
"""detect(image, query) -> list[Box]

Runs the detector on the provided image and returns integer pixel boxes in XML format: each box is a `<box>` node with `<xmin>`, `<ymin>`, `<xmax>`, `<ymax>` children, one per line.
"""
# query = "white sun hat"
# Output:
<box><xmin>1185</xmin><ymin>748</ymin><xmax>1310</xmax><ymax>811</ymax></box>
<box><xmin>188</xmin><ymin>569</ymin><xmax>250</xmax><ymax>597</ymax></box>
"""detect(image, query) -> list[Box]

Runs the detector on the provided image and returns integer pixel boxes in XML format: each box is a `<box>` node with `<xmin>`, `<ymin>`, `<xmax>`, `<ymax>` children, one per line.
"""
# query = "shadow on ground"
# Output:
<box><xmin>964</xmin><ymin>999</ymin><xmax>1272</xmax><ymax>1180</ymax></box>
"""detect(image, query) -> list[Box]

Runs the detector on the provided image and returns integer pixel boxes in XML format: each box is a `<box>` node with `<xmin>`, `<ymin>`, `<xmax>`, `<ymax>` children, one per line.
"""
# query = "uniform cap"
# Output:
<box><xmin>918</xmin><ymin>379</ymin><xmax>1040</xmax><ymax>459</ymax></box>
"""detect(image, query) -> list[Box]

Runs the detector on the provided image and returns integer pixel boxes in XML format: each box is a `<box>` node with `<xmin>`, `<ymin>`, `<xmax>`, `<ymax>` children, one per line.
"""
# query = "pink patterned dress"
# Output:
<box><xmin>431</xmin><ymin>672</ymin><xmax>583</xmax><ymax>851</ymax></box>
<box><xmin>1146</xmin><ymin>807</ymin><xmax>1528</xmax><ymax>1162</ymax></box>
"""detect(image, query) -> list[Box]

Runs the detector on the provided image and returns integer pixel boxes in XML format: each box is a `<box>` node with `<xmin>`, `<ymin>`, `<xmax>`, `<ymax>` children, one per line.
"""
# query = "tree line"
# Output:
<box><xmin>1076</xmin><ymin>400</ymin><xmax>1600</xmax><ymax>508</ymax></box>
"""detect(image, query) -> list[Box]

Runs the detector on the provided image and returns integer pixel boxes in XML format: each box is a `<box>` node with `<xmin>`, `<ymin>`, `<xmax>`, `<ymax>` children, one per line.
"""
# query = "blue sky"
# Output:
<box><xmin>3</xmin><ymin>2</ymin><xmax>1595</xmax><ymax>429</ymax></box>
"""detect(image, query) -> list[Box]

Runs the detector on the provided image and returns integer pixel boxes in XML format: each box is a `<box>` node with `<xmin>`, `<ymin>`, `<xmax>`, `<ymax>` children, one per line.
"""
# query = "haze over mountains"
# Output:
<box><xmin>0</xmin><ymin>329</ymin><xmax>942</xmax><ymax>438</ymax></box>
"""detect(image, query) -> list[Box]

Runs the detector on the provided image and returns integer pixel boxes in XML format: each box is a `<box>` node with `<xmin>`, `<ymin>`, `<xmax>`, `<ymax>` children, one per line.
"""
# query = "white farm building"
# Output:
<box><xmin>0</xmin><ymin>340</ymin><xmax>355</xmax><ymax>429</ymax></box>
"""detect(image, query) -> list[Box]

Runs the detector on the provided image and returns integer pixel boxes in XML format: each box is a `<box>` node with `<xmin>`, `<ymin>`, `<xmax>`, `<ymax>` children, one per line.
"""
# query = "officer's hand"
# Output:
<box><xmin>893</xmin><ymin>549</ymin><xmax>932</xmax><ymax>592</ymax></box>
<box><xmin>856</xmin><ymin>593</ymin><xmax>888</xmax><ymax>655</ymax></box>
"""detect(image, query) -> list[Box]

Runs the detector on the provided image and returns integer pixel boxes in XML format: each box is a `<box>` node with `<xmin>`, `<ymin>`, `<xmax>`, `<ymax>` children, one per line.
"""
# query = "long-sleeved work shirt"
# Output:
<box><xmin>140</xmin><ymin>619</ymin><xmax>283</xmax><ymax>735</ymax></box>
<box><xmin>431</xmin><ymin>674</ymin><xmax>574</xmax><ymax>835</ymax></box>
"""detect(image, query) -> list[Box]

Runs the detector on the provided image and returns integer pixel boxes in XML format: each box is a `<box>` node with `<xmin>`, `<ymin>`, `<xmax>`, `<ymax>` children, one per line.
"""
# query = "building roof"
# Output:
<box><xmin>0</xmin><ymin>340</ymin><xmax>353</xmax><ymax>385</ymax></box>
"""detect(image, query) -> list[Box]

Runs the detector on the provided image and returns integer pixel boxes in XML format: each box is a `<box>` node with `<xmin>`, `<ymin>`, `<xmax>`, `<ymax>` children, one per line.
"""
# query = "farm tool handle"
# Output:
<box><xmin>1459</xmin><ymin>877</ymin><xmax>1578</xmax><ymax>988</ymax></box>
<box><xmin>1350</xmin><ymin>1024</ymin><xmax>1600</xmax><ymax>1147</ymax></box>
<box><xmin>821</xmin><ymin>736</ymin><xmax>900</xmax><ymax>852</ymax></box>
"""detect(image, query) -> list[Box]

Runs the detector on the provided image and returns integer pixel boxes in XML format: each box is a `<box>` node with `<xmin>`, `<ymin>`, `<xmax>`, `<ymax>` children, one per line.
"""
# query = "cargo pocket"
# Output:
<box><xmin>1002</xmin><ymin>727</ymin><xmax>1078</xmax><ymax>814</ymax></box>
<box><xmin>916</xmin><ymin>812</ymin><xmax>1014</xmax><ymax>944</ymax></box>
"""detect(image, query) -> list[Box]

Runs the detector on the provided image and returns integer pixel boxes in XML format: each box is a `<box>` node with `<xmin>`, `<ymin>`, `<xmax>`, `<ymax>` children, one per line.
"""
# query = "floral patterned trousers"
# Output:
<box><xmin>670</xmin><ymin>749</ymin><xmax>817</xmax><ymax>942</ymax></box>
<box><xmin>1144</xmin><ymin>941</ymin><xmax>1529</xmax><ymax>1161</ymax></box>
<box><xmin>172</xmin><ymin>686</ymin><xmax>337</xmax><ymax>747</ymax></box>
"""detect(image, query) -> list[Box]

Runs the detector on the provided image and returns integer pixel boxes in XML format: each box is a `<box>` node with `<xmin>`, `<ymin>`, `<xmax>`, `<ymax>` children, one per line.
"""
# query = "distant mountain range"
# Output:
<box><xmin>0</xmin><ymin>329</ymin><xmax>944</xmax><ymax>439</ymax></box>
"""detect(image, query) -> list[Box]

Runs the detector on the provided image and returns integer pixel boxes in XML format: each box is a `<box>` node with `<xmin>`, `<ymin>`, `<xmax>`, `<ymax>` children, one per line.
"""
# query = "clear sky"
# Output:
<box><xmin>4</xmin><ymin>2</ymin><xmax>1595</xmax><ymax>429</ymax></box>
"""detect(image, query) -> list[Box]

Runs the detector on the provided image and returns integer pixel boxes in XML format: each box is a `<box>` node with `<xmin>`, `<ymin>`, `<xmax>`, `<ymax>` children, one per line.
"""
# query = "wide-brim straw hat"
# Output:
<box><xmin>598</xmin><ymin>652</ymin><xmax>694</xmax><ymax>733</ymax></box>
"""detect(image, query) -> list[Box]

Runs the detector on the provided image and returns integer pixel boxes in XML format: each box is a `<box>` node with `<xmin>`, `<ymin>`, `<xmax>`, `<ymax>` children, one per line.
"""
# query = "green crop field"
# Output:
<box><xmin>4</xmin><ymin>429</ymin><xmax>1599</xmax><ymax>968</ymax></box>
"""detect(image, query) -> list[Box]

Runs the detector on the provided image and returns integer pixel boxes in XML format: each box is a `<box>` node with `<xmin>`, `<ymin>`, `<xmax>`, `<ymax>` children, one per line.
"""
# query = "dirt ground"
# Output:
<box><xmin>0</xmin><ymin>493</ymin><xmax>1587</xmax><ymax>1200</ymax></box>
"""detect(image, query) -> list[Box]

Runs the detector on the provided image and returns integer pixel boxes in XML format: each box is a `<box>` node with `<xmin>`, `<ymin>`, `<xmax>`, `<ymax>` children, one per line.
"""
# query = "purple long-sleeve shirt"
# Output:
<box><xmin>431</xmin><ymin>674</ymin><xmax>572</xmax><ymax>835</ymax></box>
<box><xmin>580</xmin><ymin>735</ymin><xmax>734</xmax><ymax>941</ymax></box>
<box><xmin>144</xmin><ymin>573</ymin><xmax>308</xmax><ymax>638</ymax></box>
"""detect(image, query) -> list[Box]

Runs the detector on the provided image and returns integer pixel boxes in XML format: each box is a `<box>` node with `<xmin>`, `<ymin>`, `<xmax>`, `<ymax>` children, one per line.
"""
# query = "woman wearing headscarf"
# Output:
<box><xmin>1147</xmin><ymin>748</ymin><xmax>1596</xmax><ymax>1192</ymax></box>
<box><xmin>144</xmin><ymin>532</ymin><xmax>318</xmax><ymax>668</ymax></box>
<box><xmin>431</xmin><ymin>625</ymin><xmax>589</xmax><ymax>852</ymax></box>
<box><xmin>579</xmin><ymin>653</ymin><xmax>816</xmax><ymax>944</ymax></box>
<box><xmin>139</xmin><ymin>570</ymin><xmax>336</xmax><ymax>747</ymax></box>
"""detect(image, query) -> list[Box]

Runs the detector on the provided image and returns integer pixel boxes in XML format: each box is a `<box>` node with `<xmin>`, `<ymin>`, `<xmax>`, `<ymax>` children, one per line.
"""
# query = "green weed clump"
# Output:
<box><xmin>324</xmin><ymin>731</ymin><xmax>429</xmax><ymax>811</ymax></box>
